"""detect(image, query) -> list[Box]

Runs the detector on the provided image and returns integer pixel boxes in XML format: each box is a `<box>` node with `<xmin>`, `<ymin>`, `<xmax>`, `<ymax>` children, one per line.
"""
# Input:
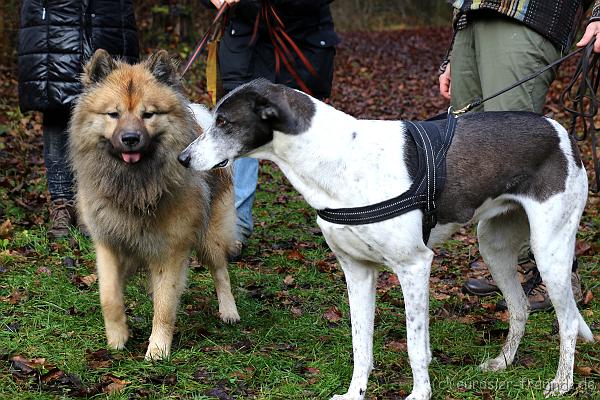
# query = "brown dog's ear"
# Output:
<box><xmin>83</xmin><ymin>49</ymin><xmax>117</xmax><ymax>86</ymax></box>
<box><xmin>146</xmin><ymin>50</ymin><xmax>179</xmax><ymax>87</ymax></box>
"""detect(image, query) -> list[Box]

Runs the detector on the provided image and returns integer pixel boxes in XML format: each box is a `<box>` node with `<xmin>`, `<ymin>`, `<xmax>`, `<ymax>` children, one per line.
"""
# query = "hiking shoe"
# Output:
<box><xmin>496</xmin><ymin>270</ymin><xmax>582</xmax><ymax>312</ymax></box>
<box><xmin>462</xmin><ymin>261</ymin><xmax>539</xmax><ymax>297</ymax></box>
<box><xmin>228</xmin><ymin>240</ymin><xmax>246</xmax><ymax>262</ymax></box>
<box><xmin>48</xmin><ymin>198</ymin><xmax>76</xmax><ymax>239</ymax></box>
<box><xmin>496</xmin><ymin>281</ymin><xmax>551</xmax><ymax>312</ymax></box>
<box><xmin>462</xmin><ymin>274</ymin><xmax>501</xmax><ymax>296</ymax></box>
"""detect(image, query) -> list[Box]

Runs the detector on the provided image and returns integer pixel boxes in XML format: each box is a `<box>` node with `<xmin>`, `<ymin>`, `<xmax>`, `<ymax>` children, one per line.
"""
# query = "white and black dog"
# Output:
<box><xmin>179</xmin><ymin>78</ymin><xmax>594</xmax><ymax>400</ymax></box>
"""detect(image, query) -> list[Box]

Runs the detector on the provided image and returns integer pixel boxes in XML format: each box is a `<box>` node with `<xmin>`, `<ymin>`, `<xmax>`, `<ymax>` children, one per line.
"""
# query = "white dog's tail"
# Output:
<box><xmin>578</xmin><ymin>312</ymin><xmax>594</xmax><ymax>342</ymax></box>
<box><xmin>189</xmin><ymin>103</ymin><xmax>213</xmax><ymax>132</ymax></box>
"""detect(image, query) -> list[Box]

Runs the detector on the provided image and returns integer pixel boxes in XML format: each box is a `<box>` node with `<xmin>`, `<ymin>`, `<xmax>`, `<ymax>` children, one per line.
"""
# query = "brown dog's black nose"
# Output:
<box><xmin>121</xmin><ymin>131</ymin><xmax>141</xmax><ymax>147</ymax></box>
<box><xmin>178</xmin><ymin>152</ymin><xmax>191</xmax><ymax>168</ymax></box>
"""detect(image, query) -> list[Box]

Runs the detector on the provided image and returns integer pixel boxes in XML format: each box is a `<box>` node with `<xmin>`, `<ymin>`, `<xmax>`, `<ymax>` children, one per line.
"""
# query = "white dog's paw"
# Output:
<box><xmin>219</xmin><ymin>306</ymin><xmax>240</xmax><ymax>324</ymax></box>
<box><xmin>105</xmin><ymin>324</ymin><xmax>129</xmax><ymax>350</ymax></box>
<box><xmin>479</xmin><ymin>357</ymin><xmax>508</xmax><ymax>372</ymax></box>
<box><xmin>404</xmin><ymin>388</ymin><xmax>432</xmax><ymax>400</ymax></box>
<box><xmin>543</xmin><ymin>378</ymin><xmax>573</xmax><ymax>397</ymax></box>
<box><xmin>330</xmin><ymin>394</ymin><xmax>363</xmax><ymax>400</ymax></box>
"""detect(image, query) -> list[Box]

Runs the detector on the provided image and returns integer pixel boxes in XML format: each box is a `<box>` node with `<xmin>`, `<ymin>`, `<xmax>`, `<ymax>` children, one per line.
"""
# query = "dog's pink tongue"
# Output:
<box><xmin>122</xmin><ymin>152</ymin><xmax>141</xmax><ymax>163</ymax></box>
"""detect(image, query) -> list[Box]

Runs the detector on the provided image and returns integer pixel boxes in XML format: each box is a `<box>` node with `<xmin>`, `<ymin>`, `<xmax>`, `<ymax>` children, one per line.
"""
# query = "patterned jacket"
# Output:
<box><xmin>450</xmin><ymin>0</ymin><xmax>600</xmax><ymax>50</ymax></box>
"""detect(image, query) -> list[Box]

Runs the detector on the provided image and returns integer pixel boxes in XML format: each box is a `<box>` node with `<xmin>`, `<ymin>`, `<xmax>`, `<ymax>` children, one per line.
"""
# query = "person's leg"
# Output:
<box><xmin>43</xmin><ymin>111</ymin><xmax>75</xmax><ymax>201</ymax></box>
<box><xmin>232</xmin><ymin>157</ymin><xmax>259</xmax><ymax>246</ymax></box>
<box><xmin>43</xmin><ymin>111</ymin><xmax>76</xmax><ymax>239</ymax></box>
<box><xmin>450</xmin><ymin>23</ymin><xmax>484</xmax><ymax>111</ymax></box>
<box><xmin>473</xmin><ymin>18</ymin><xmax>560</xmax><ymax>113</ymax></box>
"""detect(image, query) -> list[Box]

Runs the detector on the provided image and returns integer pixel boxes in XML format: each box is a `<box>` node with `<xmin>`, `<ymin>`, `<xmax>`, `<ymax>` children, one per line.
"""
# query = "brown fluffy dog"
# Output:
<box><xmin>69</xmin><ymin>49</ymin><xmax>239</xmax><ymax>360</ymax></box>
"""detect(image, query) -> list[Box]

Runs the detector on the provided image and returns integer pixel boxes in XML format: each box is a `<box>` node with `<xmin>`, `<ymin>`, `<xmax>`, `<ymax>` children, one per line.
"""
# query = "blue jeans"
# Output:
<box><xmin>233</xmin><ymin>157</ymin><xmax>259</xmax><ymax>243</ymax></box>
<box><xmin>43</xmin><ymin>111</ymin><xmax>75</xmax><ymax>201</ymax></box>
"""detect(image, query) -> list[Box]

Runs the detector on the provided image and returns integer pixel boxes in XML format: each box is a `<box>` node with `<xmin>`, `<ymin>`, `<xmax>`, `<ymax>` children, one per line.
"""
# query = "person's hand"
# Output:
<box><xmin>210</xmin><ymin>0</ymin><xmax>240</xmax><ymax>8</ymax></box>
<box><xmin>439</xmin><ymin>63</ymin><xmax>451</xmax><ymax>100</ymax></box>
<box><xmin>576</xmin><ymin>21</ymin><xmax>600</xmax><ymax>53</ymax></box>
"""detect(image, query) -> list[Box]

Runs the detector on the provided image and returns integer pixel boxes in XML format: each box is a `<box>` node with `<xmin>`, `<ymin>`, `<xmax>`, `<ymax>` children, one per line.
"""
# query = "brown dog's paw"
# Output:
<box><xmin>219</xmin><ymin>308</ymin><xmax>241</xmax><ymax>324</ymax></box>
<box><xmin>106</xmin><ymin>323</ymin><xmax>129</xmax><ymax>350</ymax></box>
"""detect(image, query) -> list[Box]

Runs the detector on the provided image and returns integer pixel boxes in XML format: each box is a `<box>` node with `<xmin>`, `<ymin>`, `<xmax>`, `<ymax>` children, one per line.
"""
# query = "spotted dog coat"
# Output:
<box><xmin>179</xmin><ymin>79</ymin><xmax>594</xmax><ymax>400</ymax></box>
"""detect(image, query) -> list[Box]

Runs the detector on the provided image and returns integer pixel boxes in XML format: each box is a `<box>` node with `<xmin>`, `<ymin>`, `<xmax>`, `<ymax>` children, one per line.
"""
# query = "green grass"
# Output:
<box><xmin>1</xmin><ymin>148</ymin><xmax>599</xmax><ymax>399</ymax></box>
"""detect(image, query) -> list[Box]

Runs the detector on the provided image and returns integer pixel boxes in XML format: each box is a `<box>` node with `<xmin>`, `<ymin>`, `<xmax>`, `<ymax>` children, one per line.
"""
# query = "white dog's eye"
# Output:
<box><xmin>142</xmin><ymin>112</ymin><xmax>155</xmax><ymax>119</ymax></box>
<box><xmin>107</xmin><ymin>112</ymin><xmax>119</xmax><ymax>119</ymax></box>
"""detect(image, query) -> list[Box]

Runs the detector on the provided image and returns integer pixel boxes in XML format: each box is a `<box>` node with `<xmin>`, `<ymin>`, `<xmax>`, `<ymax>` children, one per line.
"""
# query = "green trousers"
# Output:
<box><xmin>450</xmin><ymin>17</ymin><xmax>561</xmax><ymax>113</ymax></box>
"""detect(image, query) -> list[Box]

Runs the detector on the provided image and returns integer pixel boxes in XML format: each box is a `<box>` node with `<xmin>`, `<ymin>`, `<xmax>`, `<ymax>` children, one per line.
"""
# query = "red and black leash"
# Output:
<box><xmin>180</xmin><ymin>1</ymin><xmax>319</xmax><ymax>95</ymax></box>
<box><xmin>179</xmin><ymin>3</ymin><xmax>230</xmax><ymax>79</ymax></box>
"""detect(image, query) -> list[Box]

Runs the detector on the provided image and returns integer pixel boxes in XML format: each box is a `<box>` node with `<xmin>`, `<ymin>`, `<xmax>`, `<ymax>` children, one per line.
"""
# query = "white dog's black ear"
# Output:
<box><xmin>146</xmin><ymin>50</ymin><xmax>179</xmax><ymax>87</ymax></box>
<box><xmin>83</xmin><ymin>49</ymin><xmax>117</xmax><ymax>86</ymax></box>
<box><xmin>257</xmin><ymin>104</ymin><xmax>280</xmax><ymax>121</ymax></box>
<box><xmin>254</xmin><ymin>95</ymin><xmax>282</xmax><ymax>122</ymax></box>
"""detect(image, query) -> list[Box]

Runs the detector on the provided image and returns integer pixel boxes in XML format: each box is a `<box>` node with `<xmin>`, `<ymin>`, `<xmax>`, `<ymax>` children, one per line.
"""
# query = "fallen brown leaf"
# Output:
<box><xmin>386</xmin><ymin>340</ymin><xmax>407</xmax><ymax>352</ymax></box>
<box><xmin>283</xmin><ymin>275</ymin><xmax>295</xmax><ymax>286</ymax></box>
<box><xmin>287</xmin><ymin>249</ymin><xmax>304</xmax><ymax>261</ymax></box>
<box><xmin>575</xmin><ymin>240</ymin><xmax>592</xmax><ymax>256</ymax></box>
<box><xmin>582</xmin><ymin>290</ymin><xmax>594</xmax><ymax>305</ymax></box>
<box><xmin>36</xmin><ymin>266</ymin><xmax>51</xmax><ymax>276</ymax></box>
<box><xmin>302</xmin><ymin>366</ymin><xmax>320</xmax><ymax>375</ymax></box>
<box><xmin>575</xmin><ymin>365</ymin><xmax>593</xmax><ymax>376</ymax></box>
<box><xmin>0</xmin><ymin>219</ymin><xmax>12</xmax><ymax>238</ymax></box>
<box><xmin>72</xmin><ymin>273</ymin><xmax>97</xmax><ymax>288</ymax></box>
<box><xmin>323</xmin><ymin>306</ymin><xmax>342</xmax><ymax>324</ymax></box>
<box><xmin>102</xmin><ymin>374</ymin><xmax>130</xmax><ymax>394</ymax></box>
<box><xmin>1</xmin><ymin>290</ymin><xmax>27</xmax><ymax>305</ymax></box>
<box><xmin>432</xmin><ymin>293</ymin><xmax>450</xmax><ymax>301</ymax></box>
<box><xmin>291</xmin><ymin>306</ymin><xmax>303</xmax><ymax>317</ymax></box>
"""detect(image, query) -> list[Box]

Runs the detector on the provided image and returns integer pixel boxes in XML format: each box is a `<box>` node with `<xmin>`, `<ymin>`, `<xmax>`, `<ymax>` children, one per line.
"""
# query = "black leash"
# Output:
<box><xmin>452</xmin><ymin>42</ymin><xmax>589</xmax><ymax>115</ymax></box>
<box><xmin>560</xmin><ymin>38</ymin><xmax>600</xmax><ymax>193</ymax></box>
<box><xmin>454</xmin><ymin>38</ymin><xmax>600</xmax><ymax>193</ymax></box>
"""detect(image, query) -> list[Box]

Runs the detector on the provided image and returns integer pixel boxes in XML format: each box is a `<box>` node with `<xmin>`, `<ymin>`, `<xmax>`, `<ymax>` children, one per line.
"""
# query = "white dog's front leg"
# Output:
<box><xmin>392</xmin><ymin>247</ymin><xmax>433</xmax><ymax>400</ymax></box>
<box><xmin>330</xmin><ymin>253</ymin><xmax>378</xmax><ymax>400</ymax></box>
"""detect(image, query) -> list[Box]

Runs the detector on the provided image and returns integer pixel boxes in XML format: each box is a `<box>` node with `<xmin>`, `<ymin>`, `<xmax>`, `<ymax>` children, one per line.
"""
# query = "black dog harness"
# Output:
<box><xmin>316</xmin><ymin>111</ymin><xmax>457</xmax><ymax>243</ymax></box>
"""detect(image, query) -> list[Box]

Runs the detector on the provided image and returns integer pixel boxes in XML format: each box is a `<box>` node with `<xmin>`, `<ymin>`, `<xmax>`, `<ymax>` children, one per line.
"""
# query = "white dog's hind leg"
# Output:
<box><xmin>477</xmin><ymin>208</ymin><xmax>530</xmax><ymax>372</ymax></box>
<box><xmin>391</xmin><ymin>246</ymin><xmax>433</xmax><ymax>400</ymax></box>
<box><xmin>330</xmin><ymin>252</ymin><xmax>378</xmax><ymax>400</ymax></box>
<box><xmin>523</xmin><ymin>195</ymin><xmax>587</xmax><ymax>397</ymax></box>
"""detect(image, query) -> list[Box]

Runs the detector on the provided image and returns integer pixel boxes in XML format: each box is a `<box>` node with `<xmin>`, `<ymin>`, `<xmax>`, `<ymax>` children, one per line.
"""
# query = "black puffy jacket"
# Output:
<box><xmin>18</xmin><ymin>0</ymin><xmax>139</xmax><ymax>113</ymax></box>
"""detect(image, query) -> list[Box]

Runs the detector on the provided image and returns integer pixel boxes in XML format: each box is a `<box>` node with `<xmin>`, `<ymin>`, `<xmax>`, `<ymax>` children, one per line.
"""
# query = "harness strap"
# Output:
<box><xmin>316</xmin><ymin>110</ymin><xmax>457</xmax><ymax>244</ymax></box>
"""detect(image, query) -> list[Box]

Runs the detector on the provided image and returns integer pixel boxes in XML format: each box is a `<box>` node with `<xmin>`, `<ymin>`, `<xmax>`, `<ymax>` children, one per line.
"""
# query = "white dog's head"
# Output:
<box><xmin>178</xmin><ymin>78</ymin><xmax>315</xmax><ymax>171</ymax></box>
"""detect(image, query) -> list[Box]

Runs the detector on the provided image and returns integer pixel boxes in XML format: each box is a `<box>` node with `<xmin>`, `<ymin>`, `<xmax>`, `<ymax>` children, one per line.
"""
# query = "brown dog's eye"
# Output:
<box><xmin>142</xmin><ymin>112</ymin><xmax>155</xmax><ymax>119</ymax></box>
<box><xmin>107</xmin><ymin>112</ymin><xmax>119</xmax><ymax>119</ymax></box>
